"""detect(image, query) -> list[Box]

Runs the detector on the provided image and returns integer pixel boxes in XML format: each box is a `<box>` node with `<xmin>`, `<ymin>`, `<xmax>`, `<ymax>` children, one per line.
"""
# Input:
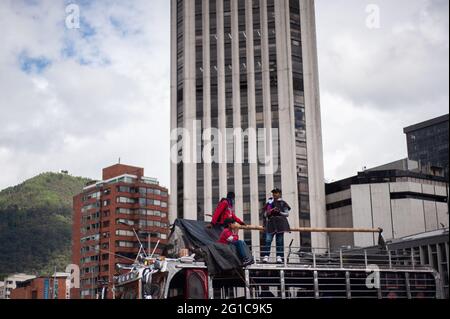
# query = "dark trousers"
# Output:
<box><xmin>231</xmin><ymin>240</ymin><xmax>248</xmax><ymax>260</ymax></box>
<box><xmin>262</xmin><ymin>233</ymin><xmax>285</xmax><ymax>258</ymax></box>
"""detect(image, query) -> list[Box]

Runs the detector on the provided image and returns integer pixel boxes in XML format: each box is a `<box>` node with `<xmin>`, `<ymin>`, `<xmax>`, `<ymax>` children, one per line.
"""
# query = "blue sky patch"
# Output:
<box><xmin>110</xmin><ymin>17</ymin><xmax>127</xmax><ymax>36</ymax></box>
<box><xmin>23</xmin><ymin>0</ymin><xmax>40</xmax><ymax>6</ymax></box>
<box><xmin>18</xmin><ymin>52</ymin><xmax>51</xmax><ymax>74</ymax></box>
<box><xmin>64</xmin><ymin>0</ymin><xmax>94</xmax><ymax>9</ymax></box>
<box><xmin>61</xmin><ymin>38</ymin><xmax>77</xmax><ymax>59</ymax></box>
<box><xmin>79</xmin><ymin>17</ymin><xmax>96</xmax><ymax>38</ymax></box>
<box><xmin>110</xmin><ymin>16</ymin><xmax>141</xmax><ymax>37</ymax></box>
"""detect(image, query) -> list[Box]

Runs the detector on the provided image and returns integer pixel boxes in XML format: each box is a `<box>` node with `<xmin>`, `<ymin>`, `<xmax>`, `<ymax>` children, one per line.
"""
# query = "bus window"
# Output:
<box><xmin>142</xmin><ymin>272</ymin><xmax>168</xmax><ymax>300</ymax></box>
<box><xmin>117</xmin><ymin>281</ymin><xmax>139</xmax><ymax>300</ymax></box>
<box><xmin>409</xmin><ymin>273</ymin><xmax>437</xmax><ymax>299</ymax></box>
<box><xmin>248</xmin><ymin>270</ymin><xmax>282</xmax><ymax>299</ymax></box>
<box><xmin>186</xmin><ymin>270</ymin><xmax>208</xmax><ymax>300</ymax></box>
<box><xmin>349</xmin><ymin>272</ymin><xmax>379</xmax><ymax>299</ymax></box>
<box><xmin>381</xmin><ymin>272</ymin><xmax>407</xmax><ymax>299</ymax></box>
<box><xmin>318</xmin><ymin>271</ymin><xmax>347</xmax><ymax>299</ymax></box>
<box><xmin>168</xmin><ymin>271</ymin><xmax>185</xmax><ymax>299</ymax></box>
<box><xmin>285</xmin><ymin>271</ymin><xmax>315</xmax><ymax>299</ymax></box>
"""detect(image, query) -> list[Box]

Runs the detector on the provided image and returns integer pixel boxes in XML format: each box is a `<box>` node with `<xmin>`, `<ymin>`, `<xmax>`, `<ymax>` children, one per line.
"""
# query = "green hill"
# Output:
<box><xmin>0</xmin><ymin>173</ymin><xmax>91</xmax><ymax>279</ymax></box>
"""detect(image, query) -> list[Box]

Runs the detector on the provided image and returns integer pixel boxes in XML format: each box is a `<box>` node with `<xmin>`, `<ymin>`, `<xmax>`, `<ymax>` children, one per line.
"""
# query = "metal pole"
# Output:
<box><xmin>245</xmin><ymin>269</ymin><xmax>250</xmax><ymax>299</ymax></box>
<box><xmin>389</xmin><ymin>250</ymin><xmax>392</xmax><ymax>269</ymax></box>
<box><xmin>132</xmin><ymin>227</ymin><xmax>148</xmax><ymax>257</ymax></box>
<box><xmin>109</xmin><ymin>236</ymin><xmax>112</xmax><ymax>300</ymax></box>
<box><xmin>53</xmin><ymin>266</ymin><xmax>57</xmax><ymax>299</ymax></box>
<box><xmin>150</xmin><ymin>240</ymin><xmax>161</xmax><ymax>258</ymax></box>
<box><xmin>313</xmin><ymin>249</ymin><xmax>317</xmax><ymax>268</ymax></box>
<box><xmin>280</xmin><ymin>270</ymin><xmax>286</xmax><ymax>299</ymax></box>
<box><xmin>148</xmin><ymin>234</ymin><xmax>151</xmax><ymax>258</ymax></box>
<box><xmin>91</xmin><ymin>267</ymin><xmax>94</xmax><ymax>299</ymax></box>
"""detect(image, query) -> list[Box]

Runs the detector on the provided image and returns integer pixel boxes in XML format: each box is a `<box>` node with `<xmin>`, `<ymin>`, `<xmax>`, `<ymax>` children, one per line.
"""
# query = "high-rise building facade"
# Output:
<box><xmin>404</xmin><ymin>114</ymin><xmax>449</xmax><ymax>179</ymax></box>
<box><xmin>72</xmin><ymin>164</ymin><xmax>169</xmax><ymax>299</ymax></box>
<box><xmin>170</xmin><ymin>0</ymin><xmax>327</xmax><ymax>249</ymax></box>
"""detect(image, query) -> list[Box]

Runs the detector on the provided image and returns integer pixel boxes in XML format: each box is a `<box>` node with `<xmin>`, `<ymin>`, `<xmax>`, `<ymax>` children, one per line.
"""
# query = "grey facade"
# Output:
<box><xmin>170</xmin><ymin>0</ymin><xmax>327</xmax><ymax>249</ymax></box>
<box><xmin>404</xmin><ymin>114</ymin><xmax>449</xmax><ymax>179</ymax></box>
<box><xmin>326</xmin><ymin>170</ymin><xmax>449</xmax><ymax>250</ymax></box>
<box><xmin>367</xmin><ymin>158</ymin><xmax>420</xmax><ymax>173</ymax></box>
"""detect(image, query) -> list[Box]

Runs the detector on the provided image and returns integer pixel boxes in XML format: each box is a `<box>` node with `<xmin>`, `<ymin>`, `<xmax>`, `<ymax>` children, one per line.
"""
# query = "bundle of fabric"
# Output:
<box><xmin>166</xmin><ymin>219</ymin><xmax>250</xmax><ymax>275</ymax></box>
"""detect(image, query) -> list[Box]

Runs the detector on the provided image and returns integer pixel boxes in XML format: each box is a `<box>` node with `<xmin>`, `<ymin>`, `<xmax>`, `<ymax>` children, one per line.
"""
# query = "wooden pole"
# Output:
<box><xmin>233</xmin><ymin>224</ymin><xmax>382</xmax><ymax>234</ymax></box>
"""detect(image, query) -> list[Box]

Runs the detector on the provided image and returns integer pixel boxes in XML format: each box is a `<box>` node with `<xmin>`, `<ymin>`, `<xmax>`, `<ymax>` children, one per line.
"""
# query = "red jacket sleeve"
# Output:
<box><xmin>219</xmin><ymin>229</ymin><xmax>236</xmax><ymax>244</ymax></box>
<box><xmin>232</xmin><ymin>213</ymin><xmax>245</xmax><ymax>226</ymax></box>
<box><xmin>212</xmin><ymin>201</ymin><xmax>227</xmax><ymax>225</ymax></box>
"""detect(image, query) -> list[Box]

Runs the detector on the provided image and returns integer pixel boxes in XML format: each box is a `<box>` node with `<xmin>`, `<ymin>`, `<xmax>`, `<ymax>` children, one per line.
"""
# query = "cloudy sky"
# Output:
<box><xmin>0</xmin><ymin>0</ymin><xmax>448</xmax><ymax>191</ymax></box>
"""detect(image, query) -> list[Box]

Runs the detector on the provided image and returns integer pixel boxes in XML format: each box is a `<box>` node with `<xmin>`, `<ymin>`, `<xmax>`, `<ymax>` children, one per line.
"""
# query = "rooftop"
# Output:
<box><xmin>4</xmin><ymin>274</ymin><xmax>36</xmax><ymax>282</ymax></box>
<box><xmin>390</xmin><ymin>228</ymin><xmax>449</xmax><ymax>243</ymax></box>
<box><xmin>52</xmin><ymin>272</ymin><xmax>71</xmax><ymax>278</ymax></box>
<box><xmin>102</xmin><ymin>164</ymin><xmax>144</xmax><ymax>180</ymax></box>
<box><xmin>83</xmin><ymin>173</ymin><xmax>160</xmax><ymax>191</ymax></box>
<box><xmin>404</xmin><ymin>114</ymin><xmax>449</xmax><ymax>134</ymax></box>
<box><xmin>326</xmin><ymin>169</ymin><xmax>448</xmax><ymax>194</ymax></box>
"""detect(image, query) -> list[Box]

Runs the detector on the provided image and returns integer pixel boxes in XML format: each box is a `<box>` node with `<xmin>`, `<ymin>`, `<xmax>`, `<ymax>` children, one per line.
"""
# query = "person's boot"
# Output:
<box><xmin>243</xmin><ymin>257</ymin><xmax>255</xmax><ymax>267</ymax></box>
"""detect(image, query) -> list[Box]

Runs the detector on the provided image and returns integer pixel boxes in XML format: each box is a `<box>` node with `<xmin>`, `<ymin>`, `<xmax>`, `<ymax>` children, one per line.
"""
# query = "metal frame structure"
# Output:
<box><xmin>113</xmin><ymin>222</ymin><xmax>445</xmax><ymax>299</ymax></box>
<box><xmin>114</xmin><ymin>247</ymin><xmax>444</xmax><ymax>300</ymax></box>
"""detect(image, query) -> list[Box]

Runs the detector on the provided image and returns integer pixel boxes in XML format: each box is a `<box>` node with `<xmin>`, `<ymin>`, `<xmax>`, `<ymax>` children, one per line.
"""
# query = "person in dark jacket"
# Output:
<box><xmin>211</xmin><ymin>192</ymin><xmax>246</xmax><ymax>229</ymax></box>
<box><xmin>262</xmin><ymin>189</ymin><xmax>291</xmax><ymax>264</ymax></box>
<box><xmin>218</xmin><ymin>218</ymin><xmax>254</xmax><ymax>267</ymax></box>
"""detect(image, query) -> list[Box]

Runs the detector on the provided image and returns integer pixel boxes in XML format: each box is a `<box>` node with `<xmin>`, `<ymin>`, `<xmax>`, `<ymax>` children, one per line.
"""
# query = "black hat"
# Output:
<box><xmin>227</xmin><ymin>192</ymin><xmax>236</xmax><ymax>199</ymax></box>
<box><xmin>271</xmin><ymin>188</ymin><xmax>282</xmax><ymax>194</ymax></box>
<box><xmin>223</xmin><ymin>218</ymin><xmax>235</xmax><ymax>227</ymax></box>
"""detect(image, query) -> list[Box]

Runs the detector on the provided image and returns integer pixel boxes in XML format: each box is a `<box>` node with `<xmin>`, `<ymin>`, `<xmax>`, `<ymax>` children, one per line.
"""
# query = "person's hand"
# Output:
<box><xmin>206</xmin><ymin>223</ymin><xmax>213</xmax><ymax>229</ymax></box>
<box><xmin>231</xmin><ymin>223</ymin><xmax>245</xmax><ymax>231</ymax></box>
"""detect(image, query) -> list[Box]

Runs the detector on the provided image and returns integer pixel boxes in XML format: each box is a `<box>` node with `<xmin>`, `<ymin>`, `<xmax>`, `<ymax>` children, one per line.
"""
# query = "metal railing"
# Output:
<box><xmin>209</xmin><ymin>268</ymin><xmax>440</xmax><ymax>300</ymax></box>
<box><xmin>206</xmin><ymin>245</ymin><xmax>442</xmax><ymax>300</ymax></box>
<box><xmin>246</xmin><ymin>246</ymin><xmax>427</xmax><ymax>270</ymax></box>
<box><xmin>241</xmin><ymin>263</ymin><xmax>440</xmax><ymax>300</ymax></box>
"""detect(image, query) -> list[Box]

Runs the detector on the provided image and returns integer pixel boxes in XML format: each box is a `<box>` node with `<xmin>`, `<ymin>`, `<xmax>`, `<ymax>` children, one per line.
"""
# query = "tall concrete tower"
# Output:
<box><xmin>170</xmin><ymin>0</ymin><xmax>327</xmax><ymax>249</ymax></box>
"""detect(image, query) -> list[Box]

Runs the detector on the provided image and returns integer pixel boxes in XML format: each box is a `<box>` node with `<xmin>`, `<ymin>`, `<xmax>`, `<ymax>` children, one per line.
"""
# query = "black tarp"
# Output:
<box><xmin>166</xmin><ymin>219</ymin><xmax>251</xmax><ymax>275</ymax></box>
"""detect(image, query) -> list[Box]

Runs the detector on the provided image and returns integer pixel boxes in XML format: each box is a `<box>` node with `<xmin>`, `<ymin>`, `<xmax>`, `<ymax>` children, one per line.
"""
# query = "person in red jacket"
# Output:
<box><xmin>218</xmin><ymin>219</ymin><xmax>254</xmax><ymax>266</ymax></box>
<box><xmin>211</xmin><ymin>192</ymin><xmax>246</xmax><ymax>228</ymax></box>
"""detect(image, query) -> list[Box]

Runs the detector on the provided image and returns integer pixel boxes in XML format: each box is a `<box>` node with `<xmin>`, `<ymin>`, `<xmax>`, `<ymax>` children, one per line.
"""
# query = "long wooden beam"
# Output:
<box><xmin>233</xmin><ymin>225</ymin><xmax>383</xmax><ymax>234</ymax></box>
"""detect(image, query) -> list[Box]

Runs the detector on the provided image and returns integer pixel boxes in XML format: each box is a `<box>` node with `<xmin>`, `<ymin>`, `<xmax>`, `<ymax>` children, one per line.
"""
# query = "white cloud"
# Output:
<box><xmin>0</xmin><ymin>0</ymin><xmax>170</xmax><ymax>189</ymax></box>
<box><xmin>316</xmin><ymin>0</ymin><xmax>449</xmax><ymax>180</ymax></box>
<box><xmin>0</xmin><ymin>0</ymin><xmax>448</xmax><ymax>191</ymax></box>
<box><xmin>321</xmin><ymin>92</ymin><xmax>412</xmax><ymax>182</ymax></box>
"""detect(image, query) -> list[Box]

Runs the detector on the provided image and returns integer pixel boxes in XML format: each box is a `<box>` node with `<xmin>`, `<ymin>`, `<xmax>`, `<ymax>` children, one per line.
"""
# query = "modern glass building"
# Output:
<box><xmin>404</xmin><ymin>114</ymin><xmax>449</xmax><ymax>180</ymax></box>
<box><xmin>170</xmin><ymin>0</ymin><xmax>327</xmax><ymax>249</ymax></box>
